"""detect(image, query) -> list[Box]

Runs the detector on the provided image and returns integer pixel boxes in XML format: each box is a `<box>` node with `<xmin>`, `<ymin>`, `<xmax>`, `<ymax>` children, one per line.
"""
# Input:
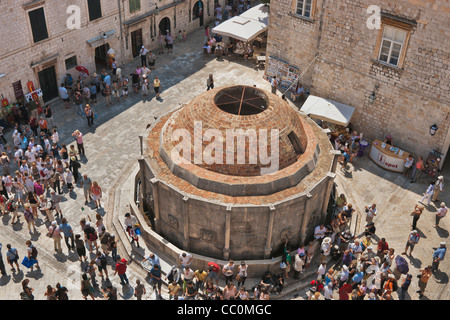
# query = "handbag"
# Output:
<box><xmin>280</xmin><ymin>262</ymin><xmax>287</xmax><ymax>269</ymax></box>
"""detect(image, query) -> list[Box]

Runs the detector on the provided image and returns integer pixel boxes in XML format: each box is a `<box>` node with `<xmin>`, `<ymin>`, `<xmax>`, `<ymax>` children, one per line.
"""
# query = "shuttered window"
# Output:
<box><xmin>88</xmin><ymin>0</ymin><xmax>102</xmax><ymax>21</ymax></box>
<box><xmin>129</xmin><ymin>0</ymin><xmax>141</xmax><ymax>13</ymax></box>
<box><xmin>28</xmin><ymin>7</ymin><xmax>49</xmax><ymax>43</ymax></box>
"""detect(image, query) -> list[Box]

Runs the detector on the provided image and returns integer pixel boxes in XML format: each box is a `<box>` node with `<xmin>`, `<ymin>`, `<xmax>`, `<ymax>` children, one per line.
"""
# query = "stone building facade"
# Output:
<box><xmin>266</xmin><ymin>0</ymin><xmax>450</xmax><ymax>167</ymax></box>
<box><xmin>0</xmin><ymin>0</ymin><xmax>227</xmax><ymax>107</ymax></box>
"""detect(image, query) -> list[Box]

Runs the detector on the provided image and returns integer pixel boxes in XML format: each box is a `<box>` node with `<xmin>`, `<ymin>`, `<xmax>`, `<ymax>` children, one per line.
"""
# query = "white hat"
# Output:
<box><xmin>388</xmin><ymin>274</ymin><xmax>395</xmax><ymax>279</ymax></box>
<box><xmin>86</xmin><ymin>221</ymin><xmax>90</xmax><ymax>226</ymax></box>
<box><xmin>438</xmin><ymin>176</ymin><xmax>444</xmax><ymax>180</ymax></box>
<box><xmin>411</xmin><ymin>230</ymin><xmax>418</xmax><ymax>234</ymax></box>
<box><xmin>367</xmin><ymin>246</ymin><xmax>373</xmax><ymax>250</ymax></box>
<box><xmin>440</xmin><ymin>242</ymin><xmax>446</xmax><ymax>246</ymax></box>
<box><xmin>51</xmin><ymin>221</ymin><xmax>57</xmax><ymax>225</ymax></box>
<box><xmin>323</xmin><ymin>237</ymin><xmax>331</xmax><ymax>244</ymax></box>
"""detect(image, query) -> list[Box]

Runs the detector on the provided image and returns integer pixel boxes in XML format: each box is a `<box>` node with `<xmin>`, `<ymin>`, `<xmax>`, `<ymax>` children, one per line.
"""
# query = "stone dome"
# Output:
<box><xmin>155</xmin><ymin>85</ymin><xmax>320</xmax><ymax>196</ymax></box>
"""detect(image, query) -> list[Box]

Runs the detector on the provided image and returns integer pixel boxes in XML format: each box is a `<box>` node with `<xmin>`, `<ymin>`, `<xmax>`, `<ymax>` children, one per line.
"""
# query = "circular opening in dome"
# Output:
<box><xmin>214</xmin><ymin>86</ymin><xmax>268</xmax><ymax>115</ymax></box>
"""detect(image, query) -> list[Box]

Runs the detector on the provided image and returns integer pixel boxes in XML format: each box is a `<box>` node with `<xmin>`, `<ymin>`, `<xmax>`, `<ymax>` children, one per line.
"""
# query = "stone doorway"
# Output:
<box><xmin>193</xmin><ymin>1</ymin><xmax>204</xmax><ymax>27</ymax></box>
<box><xmin>158</xmin><ymin>17</ymin><xmax>171</xmax><ymax>36</ymax></box>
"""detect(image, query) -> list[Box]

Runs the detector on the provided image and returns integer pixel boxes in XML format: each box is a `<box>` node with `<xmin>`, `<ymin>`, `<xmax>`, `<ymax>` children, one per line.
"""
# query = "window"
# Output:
<box><xmin>65</xmin><ymin>56</ymin><xmax>78</xmax><ymax>70</ymax></box>
<box><xmin>129</xmin><ymin>0</ymin><xmax>141</xmax><ymax>13</ymax></box>
<box><xmin>296</xmin><ymin>0</ymin><xmax>313</xmax><ymax>18</ymax></box>
<box><xmin>378</xmin><ymin>26</ymin><xmax>407</xmax><ymax>67</ymax></box>
<box><xmin>28</xmin><ymin>7</ymin><xmax>49</xmax><ymax>43</ymax></box>
<box><xmin>373</xmin><ymin>15</ymin><xmax>414</xmax><ymax>69</ymax></box>
<box><xmin>87</xmin><ymin>0</ymin><xmax>102</xmax><ymax>21</ymax></box>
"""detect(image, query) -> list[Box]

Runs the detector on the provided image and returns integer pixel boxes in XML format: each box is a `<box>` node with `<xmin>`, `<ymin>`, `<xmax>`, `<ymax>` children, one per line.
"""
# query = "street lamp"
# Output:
<box><xmin>150</xmin><ymin>2</ymin><xmax>159</xmax><ymax>15</ymax></box>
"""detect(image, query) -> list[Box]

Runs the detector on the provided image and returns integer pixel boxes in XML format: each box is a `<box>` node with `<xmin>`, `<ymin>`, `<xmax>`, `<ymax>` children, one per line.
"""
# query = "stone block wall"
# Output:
<box><xmin>266</xmin><ymin>0</ymin><xmax>450</xmax><ymax>161</ymax></box>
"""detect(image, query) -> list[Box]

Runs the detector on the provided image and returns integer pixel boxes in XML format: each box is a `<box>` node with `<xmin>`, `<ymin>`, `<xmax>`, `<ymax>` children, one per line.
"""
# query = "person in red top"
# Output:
<box><xmin>207</xmin><ymin>262</ymin><xmax>221</xmax><ymax>286</ymax></box>
<box><xmin>114</xmin><ymin>258</ymin><xmax>129</xmax><ymax>286</ymax></box>
<box><xmin>377</xmin><ymin>238</ymin><xmax>389</xmax><ymax>261</ymax></box>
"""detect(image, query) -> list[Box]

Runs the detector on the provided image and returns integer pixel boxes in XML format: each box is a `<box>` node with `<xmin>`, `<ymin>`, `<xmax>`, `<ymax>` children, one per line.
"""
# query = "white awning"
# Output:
<box><xmin>212</xmin><ymin>4</ymin><xmax>269</xmax><ymax>42</ymax></box>
<box><xmin>300</xmin><ymin>95</ymin><xmax>355</xmax><ymax>127</ymax></box>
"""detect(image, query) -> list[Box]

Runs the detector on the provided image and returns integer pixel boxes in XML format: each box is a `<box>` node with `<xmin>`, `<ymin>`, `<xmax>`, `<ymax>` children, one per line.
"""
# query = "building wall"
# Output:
<box><xmin>0</xmin><ymin>0</ymin><xmax>122</xmax><ymax>105</ymax></box>
<box><xmin>0</xmin><ymin>0</ymin><xmax>227</xmax><ymax>107</ymax></box>
<box><xmin>266</xmin><ymin>0</ymin><xmax>450</xmax><ymax>162</ymax></box>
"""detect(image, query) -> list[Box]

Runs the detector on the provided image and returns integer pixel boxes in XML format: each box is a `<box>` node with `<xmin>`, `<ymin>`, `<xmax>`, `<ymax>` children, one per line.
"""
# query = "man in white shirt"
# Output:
<box><xmin>314</xmin><ymin>224</ymin><xmax>328</xmax><ymax>240</ymax></box>
<box><xmin>140</xmin><ymin>46</ymin><xmax>149</xmax><ymax>67</ymax></box>
<box><xmin>14</xmin><ymin>147</ymin><xmax>23</xmax><ymax>164</ymax></box>
<box><xmin>179</xmin><ymin>252</ymin><xmax>192</xmax><ymax>269</ymax></box>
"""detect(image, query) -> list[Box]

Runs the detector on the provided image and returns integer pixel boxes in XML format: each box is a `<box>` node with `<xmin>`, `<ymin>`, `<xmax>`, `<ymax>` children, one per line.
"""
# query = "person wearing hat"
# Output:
<box><xmin>320</xmin><ymin>237</ymin><xmax>332</xmax><ymax>264</ymax></box>
<box><xmin>435</xmin><ymin>202</ymin><xmax>448</xmax><ymax>228</ymax></box>
<box><xmin>431</xmin><ymin>242</ymin><xmax>446</xmax><ymax>273</ymax></box>
<box><xmin>402</xmin><ymin>230</ymin><xmax>420</xmax><ymax>256</ymax></box>
<box><xmin>399</xmin><ymin>274</ymin><xmax>412</xmax><ymax>300</ymax></box>
<box><xmin>48</xmin><ymin>221</ymin><xmax>62</xmax><ymax>253</ymax></box>
<box><xmin>139</xmin><ymin>45</ymin><xmax>148</xmax><ymax>67</ymax></box>
<box><xmin>40</xmin><ymin>195</ymin><xmax>54</xmax><ymax>222</ymax></box>
<box><xmin>432</xmin><ymin>176</ymin><xmax>444</xmax><ymax>202</ymax></box>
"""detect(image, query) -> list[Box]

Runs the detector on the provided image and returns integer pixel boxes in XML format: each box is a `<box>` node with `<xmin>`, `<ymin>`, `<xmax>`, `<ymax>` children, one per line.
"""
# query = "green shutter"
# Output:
<box><xmin>130</xmin><ymin>0</ymin><xmax>141</xmax><ymax>13</ymax></box>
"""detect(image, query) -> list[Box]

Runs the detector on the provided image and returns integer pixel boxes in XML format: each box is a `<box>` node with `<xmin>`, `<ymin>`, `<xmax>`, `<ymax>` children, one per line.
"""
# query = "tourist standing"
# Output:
<box><xmin>432</xmin><ymin>242</ymin><xmax>446</xmax><ymax>273</ymax></box>
<box><xmin>207</xmin><ymin>74</ymin><xmax>214</xmax><ymax>91</ymax></box>
<box><xmin>411</xmin><ymin>204</ymin><xmax>424</xmax><ymax>231</ymax></box>
<box><xmin>153</xmin><ymin>76</ymin><xmax>161</xmax><ymax>99</ymax></box>
<box><xmin>114</xmin><ymin>258</ymin><xmax>130</xmax><ymax>286</ymax></box>
<box><xmin>402</xmin><ymin>230</ymin><xmax>420</xmax><ymax>256</ymax></box>
<box><xmin>140</xmin><ymin>46</ymin><xmax>148</xmax><ymax>67</ymax></box>
<box><xmin>420</xmin><ymin>181</ymin><xmax>435</xmax><ymax>206</ymax></box>
<box><xmin>134</xmin><ymin>279</ymin><xmax>146</xmax><ymax>300</ymax></box>
<box><xmin>59</xmin><ymin>218</ymin><xmax>75</xmax><ymax>252</ymax></box>
<box><xmin>432</xmin><ymin>176</ymin><xmax>445</xmax><ymax>202</ymax></box>
<box><xmin>435</xmin><ymin>202</ymin><xmax>448</xmax><ymax>228</ymax></box>
<box><xmin>417</xmin><ymin>266</ymin><xmax>432</xmax><ymax>298</ymax></box>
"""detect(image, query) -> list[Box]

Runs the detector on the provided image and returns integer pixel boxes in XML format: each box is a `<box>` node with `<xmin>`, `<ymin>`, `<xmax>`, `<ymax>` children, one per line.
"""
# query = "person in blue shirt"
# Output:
<box><xmin>399</xmin><ymin>274</ymin><xmax>412</xmax><ymax>300</ymax></box>
<box><xmin>141</xmin><ymin>253</ymin><xmax>160</xmax><ymax>268</ymax></box>
<box><xmin>432</xmin><ymin>242</ymin><xmax>446</xmax><ymax>273</ymax></box>
<box><xmin>150</xmin><ymin>264</ymin><xmax>162</xmax><ymax>297</ymax></box>
<box><xmin>59</xmin><ymin>218</ymin><xmax>75</xmax><ymax>252</ymax></box>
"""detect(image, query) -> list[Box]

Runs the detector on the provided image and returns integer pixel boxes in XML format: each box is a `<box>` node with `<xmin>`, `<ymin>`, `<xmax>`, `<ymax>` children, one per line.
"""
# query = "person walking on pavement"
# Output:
<box><xmin>399</xmin><ymin>273</ymin><xmax>412</xmax><ymax>300</ymax></box>
<box><xmin>435</xmin><ymin>202</ymin><xmax>447</xmax><ymax>228</ymax></box>
<box><xmin>5</xmin><ymin>244</ymin><xmax>20</xmax><ymax>273</ymax></box>
<box><xmin>25</xmin><ymin>240</ymin><xmax>40</xmax><ymax>271</ymax></box>
<box><xmin>81</xmin><ymin>174</ymin><xmax>92</xmax><ymax>205</ymax></box>
<box><xmin>432</xmin><ymin>176</ymin><xmax>444</xmax><ymax>202</ymax></box>
<box><xmin>432</xmin><ymin>242</ymin><xmax>446</xmax><ymax>273</ymax></box>
<box><xmin>364</xmin><ymin>203</ymin><xmax>377</xmax><ymax>224</ymax></box>
<box><xmin>59</xmin><ymin>218</ymin><xmax>75</xmax><ymax>252</ymax></box>
<box><xmin>411</xmin><ymin>204</ymin><xmax>424</xmax><ymax>231</ymax></box>
<box><xmin>81</xmin><ymin>273</ymin><xmax>95</xmax><ymax>300</ymax></box>
<box><xmin>420</xmin><ymin>181</ymin><xmax>435</xmax><ymax>206</ymax></box>
<box><xmin>114</xmin><ymin>257</ymin><xmax>130</xmax><ymax>286</ymax></box>
<box><xmin>48</xmin><ymin>221</ymin><xmax>62</xmax><ymax>253</ymax></box>
<box><xmin>140</xmin><ymin>46</ymin><xmax>148</xmax><ymax>67</ymax></box>
<box><xmin>0</xmin><ymin>243</ymin><xmax>7</xmax><ymax>276</ymax></box>
<box><xmin>207</xmin><ymin>74</ymin><xmax>214</xmax><ymax>91</ymax></box>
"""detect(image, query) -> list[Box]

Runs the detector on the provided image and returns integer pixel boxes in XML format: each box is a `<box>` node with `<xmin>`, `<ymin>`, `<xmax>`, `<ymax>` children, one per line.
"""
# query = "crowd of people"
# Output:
<box><xmin>303</xmin><ymin>190</ymin><xmax>447</xmax><ymax>300</ymax></box>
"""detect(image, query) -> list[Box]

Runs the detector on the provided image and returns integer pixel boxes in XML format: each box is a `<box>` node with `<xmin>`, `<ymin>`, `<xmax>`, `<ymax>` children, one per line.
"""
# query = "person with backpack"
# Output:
<box><xmin>95</xmin><ymin>251</ymin><xmax>109</xmax><ymax>280</ymax></box>
<box><xmin>75</xmin><ymin>234</ymin><xmax>88</xmax><ymax>262</ymax></box>
<box><xmin>25</xmin><ymin>240</ymin><xmax>39</xmax><ymax>271</ymax></box>
<box><xmin>5</xmin><ymin>244</ymin><xmax>20</xmax><ymax>273</ymax></box>
<box><xmin>103</xmin><ymin>284</ymin><xmax>117</xmax><ymax>300</ymax></box>
<box><xmin>39</xmin><ymin>195</ymin><xmax>54</xmax><ymax>222</ymax></box>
